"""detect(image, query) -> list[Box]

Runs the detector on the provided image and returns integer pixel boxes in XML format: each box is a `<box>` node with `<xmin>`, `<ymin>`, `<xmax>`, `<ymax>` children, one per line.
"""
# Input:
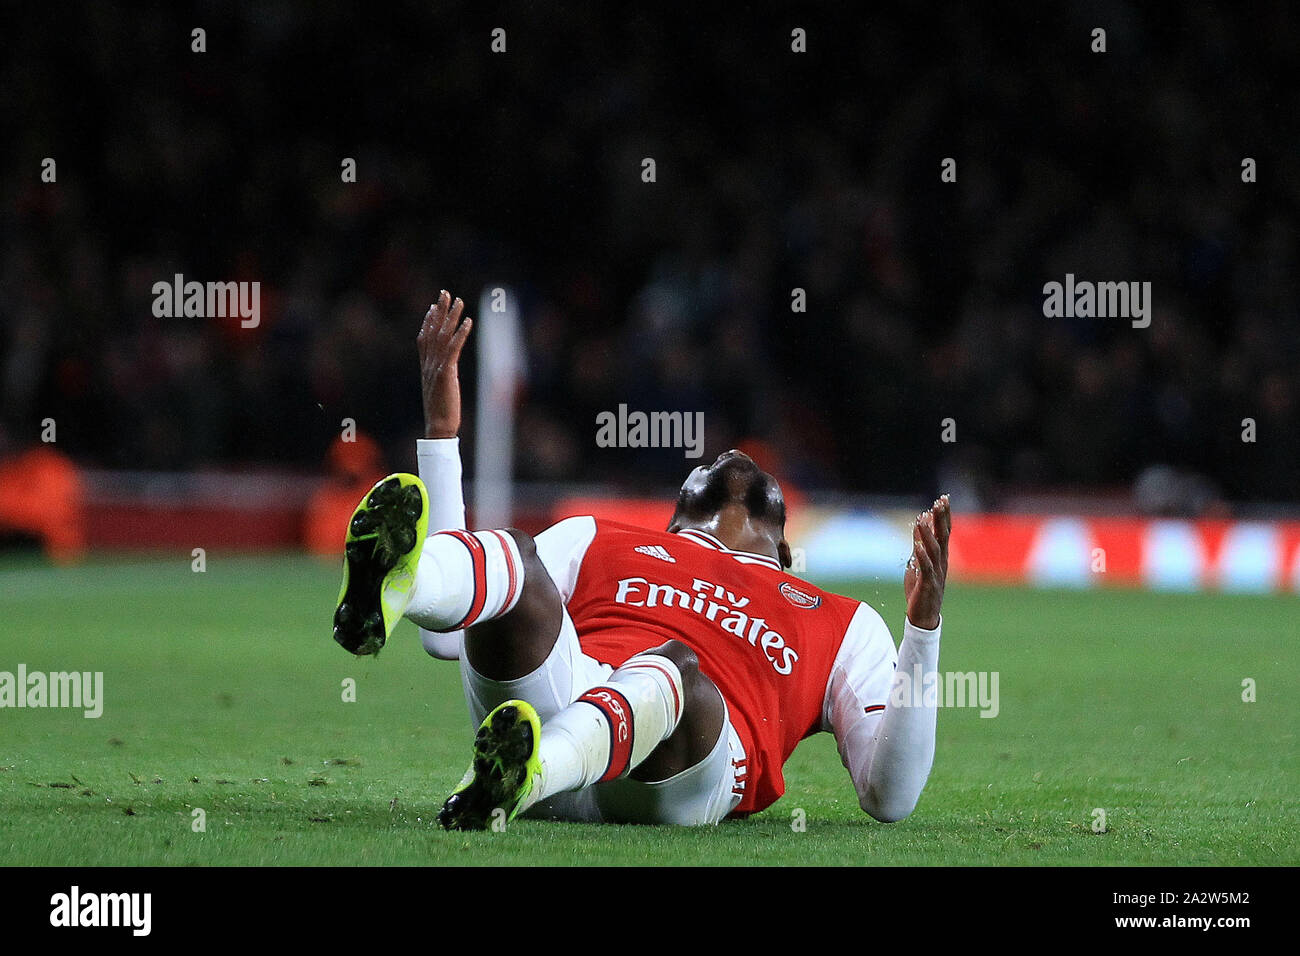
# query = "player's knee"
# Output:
<box><xmin>461</xmin><ymin>527</ymin><xmax>563</xmax><ymax>681</ymax></box>
<box><xmin>645</xmin><ymin>639</ymin><xmax>699</xmax><ymax>677</ymax></box>
<box><xmin>499</xmin><ymin>528</ymin><xmax>552</xmax><ymax>605</ymax></box>
<box><xmin>644</xmin><ymin>640</ymin><xmax>721</xmax><ymax>722</ymax></box>
<box><xmin>503</xmin><ymin>528</ymin><xmax>539</xmax><ymax>567</ymax></box>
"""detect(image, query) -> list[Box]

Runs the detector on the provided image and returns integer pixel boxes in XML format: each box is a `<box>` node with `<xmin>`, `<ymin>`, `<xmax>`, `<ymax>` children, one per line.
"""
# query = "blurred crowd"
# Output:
<box><xmin>2</xmin><ymin>2</ymin><xmax>1296</xmax><ymax>511</ymax></box>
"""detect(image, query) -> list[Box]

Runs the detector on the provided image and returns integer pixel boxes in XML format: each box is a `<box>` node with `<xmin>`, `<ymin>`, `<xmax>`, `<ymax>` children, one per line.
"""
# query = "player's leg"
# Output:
<box><xmin>333</xmin><ymin>481</ymin><xmax>592</xmax><ymax>728</ymax></box>
<box><xmin>354</xmin><ymin>509</ymin><xmax>730</xmax><ymax>827</ymax></box>
<box><xmin>622</xmin><ymin>639</ymin><xmax>725</xmax><ymax>785</ymax></box>
<box><xmin>592</xmin><ymin>693</ymin><xmax>744</xmax><ymax>826</ymax></box>
<box><xmin>332</xmin><ymin>484</ymin><xmax>557</xmax><ymax>671</ymax></box>
<box><xmin>439</xmin><ymin>639</ymin><xmax>726</xmax><ymax>829</ymax></box>
<box><xmin>401</xmin><ymin>527</ymin><xmax>564</xmax><ymax>680</ymax></box>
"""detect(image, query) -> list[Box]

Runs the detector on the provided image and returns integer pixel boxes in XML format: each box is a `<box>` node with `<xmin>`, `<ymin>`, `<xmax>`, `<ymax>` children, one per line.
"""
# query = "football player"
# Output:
<box><xmin>333</xmin><ymin>290</ymin><xmax>950</xmax><ymax>829</ymax></box>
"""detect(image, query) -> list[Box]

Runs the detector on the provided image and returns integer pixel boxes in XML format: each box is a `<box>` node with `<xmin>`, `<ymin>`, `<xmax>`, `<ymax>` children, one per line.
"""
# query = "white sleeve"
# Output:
<box><xmin>417</xmin><ymin>438</ymin><xmax>467</xmax><ymax>533</ymax></box>
<box><xmin>824</xmin><ymin>606</ymin><xmax>941</xmax><ymax>822</ymax></box>
<box><xmin>534</xmin><ymin>516</ymin><xmax>598</xmax><ymax>604</ymax></box>
<box><xmin>416</xmin><ymin>437</ymin><xmax>467</xmax><ymax>660</ymax></box>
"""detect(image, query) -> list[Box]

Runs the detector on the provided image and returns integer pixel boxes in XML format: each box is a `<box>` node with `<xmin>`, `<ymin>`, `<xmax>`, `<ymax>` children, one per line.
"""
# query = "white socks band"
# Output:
<box><xmin>406</xmin><ymin>529</ymin><xmax>524</xmax><ymax>632</ymax></box>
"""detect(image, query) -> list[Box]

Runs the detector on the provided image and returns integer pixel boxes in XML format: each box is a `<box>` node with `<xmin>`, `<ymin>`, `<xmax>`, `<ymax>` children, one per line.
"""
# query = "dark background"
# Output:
<box><xmin>2</xmin><ymin>2</ymin><xmax>1296</xmax><ymax>510</ymax></box>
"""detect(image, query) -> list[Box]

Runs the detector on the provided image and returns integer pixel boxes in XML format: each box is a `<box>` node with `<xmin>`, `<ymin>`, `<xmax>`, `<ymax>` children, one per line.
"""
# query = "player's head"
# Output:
<box><xmin>667</xmin><ymin>449</ymin><xmax>793</xmax><ymax>568</ymax></box>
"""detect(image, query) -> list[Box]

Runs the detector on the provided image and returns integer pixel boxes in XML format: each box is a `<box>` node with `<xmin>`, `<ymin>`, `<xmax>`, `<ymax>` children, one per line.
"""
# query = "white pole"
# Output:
<box><xmin>474</xmin><ymin>285</ymin><xmax>524</xmax><ymax>530</ymax></box>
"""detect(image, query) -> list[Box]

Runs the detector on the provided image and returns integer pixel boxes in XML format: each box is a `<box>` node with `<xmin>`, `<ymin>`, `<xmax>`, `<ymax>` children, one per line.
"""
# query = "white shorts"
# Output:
<box><xmin>459</xmin><ymin>609</ymin><xmax>746</xmax><ymax>825</ymax></box>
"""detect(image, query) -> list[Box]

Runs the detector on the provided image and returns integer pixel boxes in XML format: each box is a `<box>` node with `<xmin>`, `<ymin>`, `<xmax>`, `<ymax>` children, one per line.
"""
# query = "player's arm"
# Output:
<box><xmin>826</xmin><ymin>496</ymin><xmax>950</xmax><ymax>822</ymax></box>
<box><xmin>415</xmin><ymin>291</ymin><xmax>473</xmax><ymax>659</ymax></box>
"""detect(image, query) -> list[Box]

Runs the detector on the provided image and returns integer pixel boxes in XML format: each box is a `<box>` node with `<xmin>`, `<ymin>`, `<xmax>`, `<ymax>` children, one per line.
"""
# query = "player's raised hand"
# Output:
<box><xmin>903</xmin><ymin>494</ymin><xmax>951</xmax><ymax>630</ymax></box>
<box><xmin>417</xmin><ymin>290</ymin><xmax>473</xmax><ymax>439</ymax></box>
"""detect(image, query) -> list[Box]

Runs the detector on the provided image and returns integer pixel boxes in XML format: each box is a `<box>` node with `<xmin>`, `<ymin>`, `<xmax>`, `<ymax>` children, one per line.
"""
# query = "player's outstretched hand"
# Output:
<box><xmin>418</xmin><ymin>290</ymin><xmax>473</xmax><ymax>439</ymax></box>
<box><xmin>904</xmin><ymin>494</ymin><xmax>950</xmax><ymax>630</ymax></box>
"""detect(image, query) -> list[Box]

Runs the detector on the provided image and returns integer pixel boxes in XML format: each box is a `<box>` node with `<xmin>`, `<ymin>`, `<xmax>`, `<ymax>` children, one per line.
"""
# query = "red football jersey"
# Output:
<box><xmin>559</xmin><ymin>519</ymin><xmax>865</xmax><ymax>814</ymax></box>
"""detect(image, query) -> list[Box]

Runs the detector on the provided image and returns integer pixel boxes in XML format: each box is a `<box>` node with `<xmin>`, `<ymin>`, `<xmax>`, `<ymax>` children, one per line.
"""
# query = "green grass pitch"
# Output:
<box><xmin>1</xmin><ymin>552</ymin><xmax>1296</xmax><ymax>866</ymax></box>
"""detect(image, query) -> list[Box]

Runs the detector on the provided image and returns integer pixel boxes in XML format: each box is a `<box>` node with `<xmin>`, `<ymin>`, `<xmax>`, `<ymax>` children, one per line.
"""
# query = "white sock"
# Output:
<box><xmin>405</xmin><ymin>530</ymin><xmax>524</xmax><ymax>632</ymax></box>
<box><xmin>522</xmin><ymin>654</ymin><xmax>685</xmax><ymax>812</ymax></box>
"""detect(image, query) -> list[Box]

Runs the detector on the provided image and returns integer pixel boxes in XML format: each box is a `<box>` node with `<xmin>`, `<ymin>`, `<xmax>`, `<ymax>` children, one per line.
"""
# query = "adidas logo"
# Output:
<box><xmin>634</xmin><ymin>545</ymin><xmax>676</xmax><ymax>563</ymax></box>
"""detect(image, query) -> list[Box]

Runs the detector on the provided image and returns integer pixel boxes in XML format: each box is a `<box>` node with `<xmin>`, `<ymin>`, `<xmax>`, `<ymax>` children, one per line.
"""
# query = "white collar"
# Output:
<box><xmin>675</xmin><ymin>528</ymin><xmax>783</xmax><ymax>570</ymax></box>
